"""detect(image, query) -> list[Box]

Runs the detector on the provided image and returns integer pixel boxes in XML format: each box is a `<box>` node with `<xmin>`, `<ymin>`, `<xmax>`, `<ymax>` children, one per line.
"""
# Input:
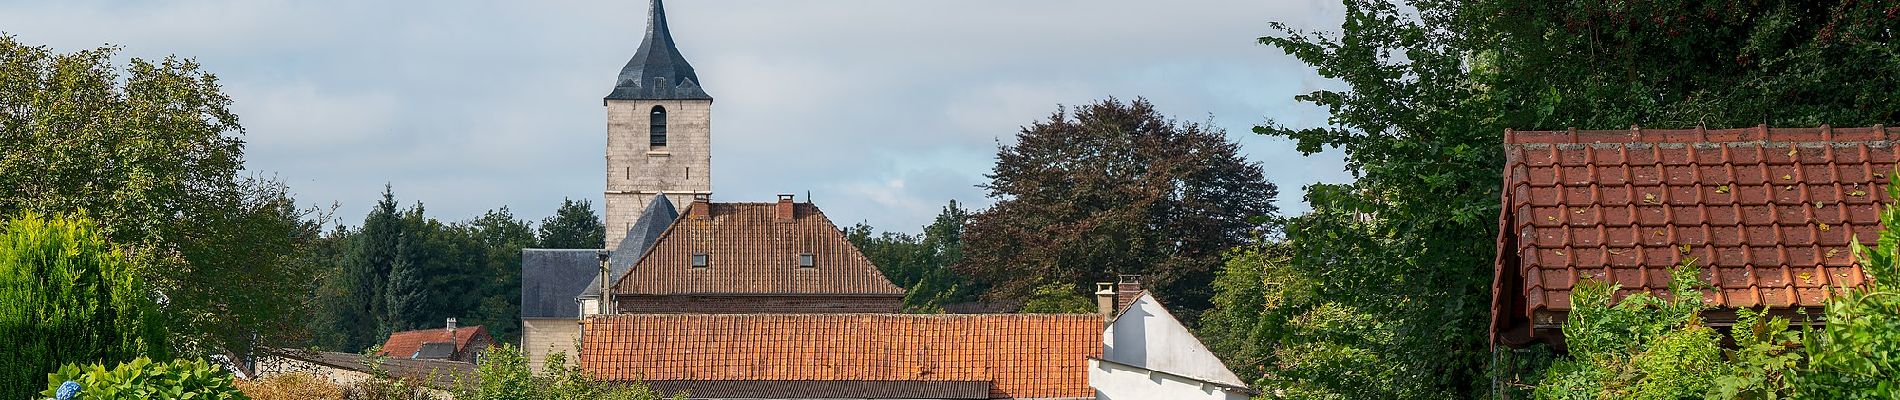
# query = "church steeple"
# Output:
<box><xmin>606</xmin><ymin>0</ymin><xmax>711</xmax><ymax>101</ymax></box>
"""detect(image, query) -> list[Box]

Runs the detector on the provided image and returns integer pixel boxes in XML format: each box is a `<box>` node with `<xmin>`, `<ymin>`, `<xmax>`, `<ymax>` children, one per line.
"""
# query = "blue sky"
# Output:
<box><xmin>0</xmin><ymin>0</ymin><xmax>1352</xmax><ymax>233</ymax></box>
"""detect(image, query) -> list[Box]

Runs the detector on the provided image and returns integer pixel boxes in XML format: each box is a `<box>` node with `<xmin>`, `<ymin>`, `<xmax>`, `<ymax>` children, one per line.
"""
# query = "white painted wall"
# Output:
<box><xmin>1090</xmin><ymin>359</ymin><xmax>1251</xmax><ymax>400</ymax></box>
<box><xmin>1093</xmin><ymin>292</ymin><xmax>1252</xmax><ymax>399</ymax></box>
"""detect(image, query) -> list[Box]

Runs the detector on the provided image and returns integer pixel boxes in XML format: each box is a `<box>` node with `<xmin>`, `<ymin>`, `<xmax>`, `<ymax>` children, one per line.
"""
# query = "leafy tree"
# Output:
<box><xmin>462</xmin><ymin>208</ymin><xmax>536</xmax><ymax>345</ymax></box>
<box><xmin>539</xmin><ymin>198</ymin><xmax>605</xmax><ymax>249</ymax></box>
<box><xmin>1017</xmin><ymin>281</ymin><xmax>1096</xmax><ymax>314</ymax></box>
<box><xmin>0</xmin><ymin>35</ymin><xmax>323</xmax><ymax>360</ymax></box>
<box><xmin>959</xmin><ymin>98</ymin><xmax>1278</xmax><ymax>323</ymax></box>
<box><xmin>845</xmin><ymin>200</ymin><xmax>978</xmax><ymax>313</ymax></box>
<box><xmin>0</xmin><ymin>213</ymin><xmax>167</xmax><ymax>400</ymax></box>
<box><xmin>1248</xmin><ymin>0</ymin><xmax>1900</xmax><ymax>397</ymax></box>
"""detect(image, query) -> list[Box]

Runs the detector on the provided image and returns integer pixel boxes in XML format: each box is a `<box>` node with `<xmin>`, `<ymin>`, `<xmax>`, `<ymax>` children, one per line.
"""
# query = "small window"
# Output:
<box><xmin>690</xmin><ymin>253</ymin><xmax>709</xmax><ymax>268</ymax></box>
<box><xmin>797</xmin><ymin>253</ymin><xmax>815</xmax><ymax>268</ymax></box>
<box><xmin>649</xmin><ymin>106</ymin><xmax>668</xmax><ymax>147</ymax></box>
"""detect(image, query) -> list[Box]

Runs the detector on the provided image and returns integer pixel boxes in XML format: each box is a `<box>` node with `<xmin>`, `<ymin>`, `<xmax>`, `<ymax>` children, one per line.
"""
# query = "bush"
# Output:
<box><xmin>235</xmin><ymin>373</ymin><xmax>345</xmax><ymax>400</ymax></box>
<box><xmin>1018</xmin><ymin>281</ymin><xmax>1096</xmax><ymax>314</ymax></box>
<box><xmin>1794</xmin><ymin>179</ymin><xmax>1900</xmax><ymax>398</ymax></box>
<box><xmin>1</xmin><ymin>213</ymin><xmax>168</xmax><ymax>400</ymax></box>
<box><xmin>41</xmin><ymin>357</ymin><xmax>247</xmax><ymax>400</ymax></box>
<box><xmin>454</xmin><ymin>344</ymin><xmax>677</xmax><ymax>400</ymax></box>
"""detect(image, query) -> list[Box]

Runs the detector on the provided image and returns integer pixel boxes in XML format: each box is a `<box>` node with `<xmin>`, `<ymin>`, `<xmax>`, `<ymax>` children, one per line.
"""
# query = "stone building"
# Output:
<box><xmin>603</xmin><ymin>0</ymin><xmax>711</xmax><ymax>249</ymax></box>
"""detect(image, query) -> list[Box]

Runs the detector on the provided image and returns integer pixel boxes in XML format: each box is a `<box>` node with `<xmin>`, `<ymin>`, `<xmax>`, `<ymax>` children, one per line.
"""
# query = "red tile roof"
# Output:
<box><xmin>378</xmin><ymin>325</ymin><xmax>488</xmax><ymax>360</ymax></box>
<box><xmin>1494</xmin><ymin>126</ymin><xmax>1888</xmax><ymax>344</ymax></box>
<box><xmin>613</xmin><ymin>202</ymin><xmax>905</xmax><ymax>296</ymax></box>
<box><xmin>579</xmin><ymin>314</ymin><xmax>1103</xmax><ymax>399</ymax></box>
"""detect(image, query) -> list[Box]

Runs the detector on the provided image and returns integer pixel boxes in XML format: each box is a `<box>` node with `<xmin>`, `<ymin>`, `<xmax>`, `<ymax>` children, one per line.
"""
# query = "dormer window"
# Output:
<box><xmin>649</xmin><ymin>105</ymin><xmax>668</xmax><ymax>147</ymax></box>
<box><xmin>691</xmin><ymin>253</ymin><xmax>708</xmax><ymax>268</ymax></box>
<box><xmin>797</xmin><ymin>253</ymin><xmax>815</xmax><ymax>268</ymax></box>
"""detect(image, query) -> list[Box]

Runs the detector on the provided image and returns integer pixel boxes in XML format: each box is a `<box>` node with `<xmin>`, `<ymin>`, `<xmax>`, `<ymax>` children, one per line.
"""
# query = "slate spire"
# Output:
<box><xmin>606</xmin><ymin>0</ymin><xmax>711</xmax><ymax>100</ymax></box>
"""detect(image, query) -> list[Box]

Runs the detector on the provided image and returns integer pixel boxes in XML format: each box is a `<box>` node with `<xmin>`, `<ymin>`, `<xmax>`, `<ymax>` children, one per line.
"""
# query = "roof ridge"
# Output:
<box><xmin>1505</xmin><ymin>125</ymin><xmax>1892</xmax><ymax>145</ymax></box>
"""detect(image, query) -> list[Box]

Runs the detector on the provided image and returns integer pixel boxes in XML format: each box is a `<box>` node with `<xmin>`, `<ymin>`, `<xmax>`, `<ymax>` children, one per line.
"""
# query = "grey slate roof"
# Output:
<box><xmin>605</xmin><ymin>0</ymin><xmax>711</xmax><ymax>101</ymax></box>
<box><xmin>411</xmin><ymin>342</ymin><xmax>455</xmax><ymax>360</ymax></box>
<box><xmin>579</xmin><ymin>195</ymin><xmax>678</xmax><ymax>299</ymax></box>
<box><xmin>519</xmin><ymin>249</ymin><xmax>601</xmax><ymax>319</ymax></box>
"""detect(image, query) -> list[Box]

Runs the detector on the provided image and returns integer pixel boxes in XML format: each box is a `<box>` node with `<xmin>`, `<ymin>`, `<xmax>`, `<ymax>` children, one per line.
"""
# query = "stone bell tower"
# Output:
<box><xmin>603</xmin><ymin>0</ymin><xmax>712</xmax><ymax>249</ymax></box>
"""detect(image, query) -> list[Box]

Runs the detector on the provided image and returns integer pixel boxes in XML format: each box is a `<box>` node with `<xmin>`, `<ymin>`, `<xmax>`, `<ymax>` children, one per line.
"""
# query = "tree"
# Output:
<box><xmin>958</xmin><ymin>98</ymin><xmax>1277</xmax><ymax>323</ymax></box>
<box><xmin>845</xmin><ymin>201</ymin><xmax>979</xmax><ymax>313</ymax></box>
<box><xmin>0</xmin><ymin>35</ymin><xmax>323</xmax><ymax>360</ymax></box>
<box><xmin>1245</xmin><ymin>0</ymin><xmax>1900</xmax><ymax>397</ymax></box>
<box><xmin>539</xmin><ymin>198</ymin><xmax>604</xmax><ymax>249</ymax></box>
<box><xmin>462</xmin><ymin>208</ymin><xmax>536</xmax><ymax>345</ymax></box>
<box><xmin>339</xmin><ymin>187</ymin><xmax>404</xmax><ymax>350</ymax></box>
<box><xmin>1017</xmin><ymin>282</ymin><xmax>1096</xmax><ymax>314</ymax></box>
<box><xmin>0</xmin><ymin>213</ymin><xmax>168</xmax><ymax>400</ymax></box>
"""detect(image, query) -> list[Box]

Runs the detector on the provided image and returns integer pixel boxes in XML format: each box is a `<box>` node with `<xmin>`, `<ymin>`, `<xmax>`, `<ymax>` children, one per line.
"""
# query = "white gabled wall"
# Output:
<box><xmin>1090</xmin><ymin>359</ymin><xmax>1251</xmax><ymax>400</ymax></box>
<box><xmin>1094</xmin><ymin>291</ymin><xmax>1250</xmax><ymax>398</ymax></box>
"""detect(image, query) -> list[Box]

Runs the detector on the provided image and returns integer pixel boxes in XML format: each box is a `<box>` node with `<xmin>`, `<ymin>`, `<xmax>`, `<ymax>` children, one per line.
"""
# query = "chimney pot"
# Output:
<box><xmin>446</xmin><ymin>318</ymin><xmax>458</xmax><ymax>333</ymax></box>
<box><xmin>689</xmin><ymin>193</ymin><xmax>711</xmax><ymax>219</ymax></box>
<box><xmin>1095</xmin><ymin>283</ymin><xmax>1116</xmax><ymax>319</ymax></box>
<box><xmin>776</xmin><ymin>194</ymin><xmax>796</xmax><ymax>221</ymax></box>
<box><xmin>1115</xmin><ymin>275</ymin><xmax>1143</xmax><ymax>312</ymax></box>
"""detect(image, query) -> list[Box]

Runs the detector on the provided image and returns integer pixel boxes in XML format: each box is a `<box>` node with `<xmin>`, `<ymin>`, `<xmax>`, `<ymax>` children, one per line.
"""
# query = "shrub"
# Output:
<box><xmin>1</xmin><ymin>213</ymin><xmax>168</xmax><ymax>400</ymax></box>
<box><xmin>1794</xmin><ymin>178</ymin><xmax>1900</xmax><ymax>398</ymax></box>
<box><xmin>453</xmin><ymin>344</ymin><xmax>677</xmax><ymax>400</ymax></box>
<box><xmin>41</xmin><ymin>357</ymin><xmax>247</xmax><ymax>400</ymax></box>
<box><xmin>235</xmin><ymin>373</ymin><xmax>345</xmax><ymax>400</ymax></box>
<box><xmin>1018</xmin><ymin>281</ymin><xmax>1096</xmax><ymax>314</ymax></box>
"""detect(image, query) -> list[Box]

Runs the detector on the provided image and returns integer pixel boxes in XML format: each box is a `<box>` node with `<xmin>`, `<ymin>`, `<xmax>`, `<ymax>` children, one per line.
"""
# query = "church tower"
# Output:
<box><xmin>604</xmin><ymin>0</ymin><xmax>711</xmax><ymax>249</ymax></box>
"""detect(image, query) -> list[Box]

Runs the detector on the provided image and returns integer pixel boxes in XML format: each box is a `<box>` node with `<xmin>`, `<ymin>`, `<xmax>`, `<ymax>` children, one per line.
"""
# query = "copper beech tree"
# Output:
<box><xmin>956</xmin><ymin>98</ymin><xmax>1278</xmax><ymax>322</ymax></box>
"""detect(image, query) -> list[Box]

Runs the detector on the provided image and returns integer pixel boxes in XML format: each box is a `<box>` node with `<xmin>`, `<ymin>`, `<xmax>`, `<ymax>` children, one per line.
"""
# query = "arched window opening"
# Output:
<box><xmin>649</xmin><ymin>105</ymin><xmax>668</xmax><ymax>147</ymax></box>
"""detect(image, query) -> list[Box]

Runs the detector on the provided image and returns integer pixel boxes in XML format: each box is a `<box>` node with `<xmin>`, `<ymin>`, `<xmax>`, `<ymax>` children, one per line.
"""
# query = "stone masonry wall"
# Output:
<box><xmin>604</xmin><ymin>99</ymin><xmax>712</xmax><ymax>249</ymax></box>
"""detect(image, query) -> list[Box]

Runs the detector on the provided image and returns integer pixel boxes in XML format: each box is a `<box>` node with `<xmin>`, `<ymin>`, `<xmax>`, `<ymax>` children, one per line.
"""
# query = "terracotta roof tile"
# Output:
<box><xmin>1495</xmin><ymin>126</ymin><xmax>1888</xmax><ymax>342</ymax></box>
<box><xmin>613</xmin><ymin>202</ymin><xmax>905</xmax><ymax>296</ymax></box>
<box><xmin>378</xmin><ymin>325</ymin><xmax>488</xmax><ymax>360</ymax></box>
<box><xmin>579</xmin><ymin>314</ymin><xmax>1103</xmax><ymax>399</ymax></box>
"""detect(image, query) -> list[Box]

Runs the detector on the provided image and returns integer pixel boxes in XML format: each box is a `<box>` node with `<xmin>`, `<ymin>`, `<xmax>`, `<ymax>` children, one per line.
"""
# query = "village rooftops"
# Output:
<box><xmin>378</xmin><ymin>320</ymin><xmax>491</xmax><ymax>362</ymax></box>
<box><xmin>579</xmin><ymin>313</ymin><xmax>1102</xmax><ymax>399</ymax></box>
<box><xmin>610</xmin><ymin>197</ymin><xmax>904</xmax><ymax>298</ymax></box>
<box><xmin>1492</xmin><ymin>126</ymin><xmax>1889</xmax><ymax>347</ymax></box>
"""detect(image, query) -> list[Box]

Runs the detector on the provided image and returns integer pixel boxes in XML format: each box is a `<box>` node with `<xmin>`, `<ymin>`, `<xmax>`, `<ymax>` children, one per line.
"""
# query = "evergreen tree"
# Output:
<box><xmin>0</xmin><ymin>213</ymin><xmax>168</xmax><ymax>400</ymax></box>
<box><xmin>538</xmin><ymin>198</ymin><xmax>605</xmax><ymax>249</ymax></box>
<box><xmin>340</xmin><ymin>186</ymin><xmax>403</xmax><ymax>351</ymax></box>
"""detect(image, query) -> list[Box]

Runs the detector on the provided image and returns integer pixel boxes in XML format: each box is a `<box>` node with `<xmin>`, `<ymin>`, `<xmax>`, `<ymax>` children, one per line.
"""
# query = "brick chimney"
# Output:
<box><xmin>776</xmin><ymin>194</ymin><xmax>796</xmax><ymax>222</ymax></box>
<box><xmin>690</xmin><ymin>193</ymin><xmax>712</xmax><ymax>219</ymax></box>
<box><xmin>1115</xmin><ymin>275</ymin><xmax>1142</xmax><ymax>312</ymax></box>
<box><xmin>1095</xmin><ymin>282</ymin><xmax>1116</xmax><ymax>319</ymax></box>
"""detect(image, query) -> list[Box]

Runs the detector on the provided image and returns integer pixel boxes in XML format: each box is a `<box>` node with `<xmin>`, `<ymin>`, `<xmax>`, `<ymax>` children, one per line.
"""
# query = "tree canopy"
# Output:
<box><xmin>958</xmin><ymin>98</ymin><xmax>1278</xmax><ymax>322</ymax></box>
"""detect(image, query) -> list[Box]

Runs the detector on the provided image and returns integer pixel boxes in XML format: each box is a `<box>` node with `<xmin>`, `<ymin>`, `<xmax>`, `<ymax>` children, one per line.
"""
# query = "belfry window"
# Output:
<box><xmin>649</xmin><ymin>105</ymin><xmax>668</xmax><ymax>147</ymax></box>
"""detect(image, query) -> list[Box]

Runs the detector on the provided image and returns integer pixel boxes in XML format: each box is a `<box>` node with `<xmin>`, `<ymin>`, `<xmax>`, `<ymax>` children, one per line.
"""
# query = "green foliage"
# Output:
<box><xmin>960</xmin><ymin>97</ymin><xmax>1278</xmax><ymax>323</ymax></box>
<box><xmin>538</xmin><ymin>198</ymin><xmax>605</xmax><ymax>249</ymax></box>
<box><xmin>1</xmin><ymin>213</ymin><xmax>167</xmax><ymax>400</ymax></box>
<box><xmin>454</xmin><ymin>344</ymin><xmax>678</xmax><ymax>400</ymax></box>
<box><xmin>844</xmin><ymin>200</ymin><xmax>978</xmax><ymax>313</ymax></box>
<box><xmin>1796</xmin><ymin>176</ymin><xmax>1900</xmax><ymax>398</ymax></box>
<box><xmin>1534</xmin><ymin>261</ymin><xmax>1802</xmax><ymax>399</ymax></box>
<box><xmin>42</xmin><ymin>358</ymin><xmax>248</xmax><ymax>400</ymax></box>
<box><xmin>1254</xmin><ymin>0</ymin><xmax>1900</xmax><ymax>397</ymax></box>
<box><xmin>311</xmin><ymin>187</ymin><xmax>538</xmax><ymax>352</ymax></box>
<box><xmin>1018</xmin><ymin>281</ymin><xmax>1096</xmax><ymax>314</ymax></box>
<box><xmin>0</xmin><ymin>34</ymin><xmax>325</xmax><ymax>360</ymax></box>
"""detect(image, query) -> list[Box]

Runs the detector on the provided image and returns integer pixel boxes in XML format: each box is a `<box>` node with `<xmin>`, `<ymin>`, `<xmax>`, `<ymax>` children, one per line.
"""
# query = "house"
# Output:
<box><xmin>1090</xmin><ymin>285</ymin><xmax>1254</xmax><ymax>400</ymax></box>
<box><xmin>579</xmin><ymin>313</ymin><xmax>1103</xmax><ymax>400</ymax></box>
<box><xmin>1492</xmin><ymin>126</ymin><xmax>1887</xmax><ymax>347</ymax></box>
<box><xmin>253</xmin><ymin>349</ymin><xmax>475</xmax><ymax>393</ymax></box>
<box><xmin>378</xmin><ymin>318</ymin><xmax>493</xmax><ymax>363</ymax></box>
<box><xmin>608</xmin><ymin>194</ymin><xmax>906</xmax><ymax>314</ymax></box>
<box><xmin>520</xmin><ymin>195</ymin><xmax>677</xmax><ymax>371</ymax></box>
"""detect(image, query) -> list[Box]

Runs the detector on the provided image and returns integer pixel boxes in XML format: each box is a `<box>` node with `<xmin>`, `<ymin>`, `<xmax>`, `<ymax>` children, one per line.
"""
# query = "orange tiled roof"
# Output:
<box><xmin>579</xmin><ymin>314</ymin><xmax>1103</xmax><ymax>399</ymax></box>
<box><xmin>613</xmin><ymin>202</ymin><xmax>905</xmax><ymax>296</ymax></box>
<box><xmin>1494</xmin><ymin>126</ymin><xmax>1887</xmax><ymax>340</ymax></box>
<box><xmin>378</xmin><ymin>325</ymin><xmax>487</xmax><ymax>360</ymax></box>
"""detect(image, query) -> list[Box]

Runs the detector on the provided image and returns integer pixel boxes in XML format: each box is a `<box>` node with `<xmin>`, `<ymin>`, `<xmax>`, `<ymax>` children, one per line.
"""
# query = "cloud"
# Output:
<box><xmin>0</xmin><ymin>0</ymin><xmax>1355</xmax><ymax>232</ymax></box>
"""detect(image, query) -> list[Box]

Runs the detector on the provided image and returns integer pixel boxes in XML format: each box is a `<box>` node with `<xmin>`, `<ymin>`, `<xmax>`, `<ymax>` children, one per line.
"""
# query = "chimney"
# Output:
<box><xmin>1095</xmin><ymin>282</ymin><xmax>1116</xmax><ymax>318</ymax></box>
<box><xmin>776</xmin><ymin>194</ymin><xmax>796</xmax><ymax>222</ymax></box>
<box><xmin>689</xmin><ymin>193</ymin><xmax>711</xmax><ymax>219</ymax></box>
<box><xmin>446</xmin><ymin>318</ymin><xmax>458</xmax><ymax>336</ymax></box>
<box><xmin>1115</xmin><ymin>275</ymin><xmax>1142</xmax><ymax>312</ymax></box>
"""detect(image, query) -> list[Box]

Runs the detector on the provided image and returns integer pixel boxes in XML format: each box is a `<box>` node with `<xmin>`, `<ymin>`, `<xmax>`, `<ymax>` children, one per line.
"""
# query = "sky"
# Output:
<box><xmin>0</xmin><ymin>0</ymin><xmax>1353</xmax><ymax>233</ymax></box>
